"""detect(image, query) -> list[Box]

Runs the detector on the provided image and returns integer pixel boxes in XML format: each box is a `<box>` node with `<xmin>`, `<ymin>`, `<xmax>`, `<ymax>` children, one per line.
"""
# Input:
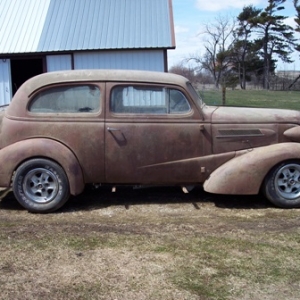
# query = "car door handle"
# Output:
<box><xmin>107</xmin><ymin>127</ymin><xmax>127</xmax><ymax>146</ymax></box>
<box><xmin>107</xmin><ymin>127</ymin><xmax>120</xmax><ymax>132</ymax></box>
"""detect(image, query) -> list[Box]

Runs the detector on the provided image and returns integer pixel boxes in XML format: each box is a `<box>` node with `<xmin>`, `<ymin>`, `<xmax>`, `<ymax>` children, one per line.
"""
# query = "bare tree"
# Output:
<box><xmin>189</xmin><ymin>15</ymin><xmax>236</xmax><ymax>91</ymax></box>
<box><xmin>169</xmin><ymin>63</ymin><xmax>199</xmax><ymax>84</ymax></box>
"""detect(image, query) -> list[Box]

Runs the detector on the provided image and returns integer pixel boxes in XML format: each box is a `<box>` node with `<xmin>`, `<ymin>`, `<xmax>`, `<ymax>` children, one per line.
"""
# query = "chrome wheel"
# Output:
<box><xmin>23</xmin><ymin>168</ymin><xmax>59</xmax><ymax>204</ymax></box>
<box><xmin>274</xmin><ymin>163</ymin><xmax>300</xmax><ymax>200</ymax></box>
<box><xmin>13</xmin><ymin>159</ymin><xmax>70</xmax><ymax>213</ymax></box>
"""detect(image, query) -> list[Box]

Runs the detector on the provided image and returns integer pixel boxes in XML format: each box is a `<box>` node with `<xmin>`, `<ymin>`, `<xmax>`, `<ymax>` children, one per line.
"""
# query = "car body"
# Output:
<box><xmin>1</xmin><ymin>69</ymin><xmax>300</xmax><ymax>212</ymax></box>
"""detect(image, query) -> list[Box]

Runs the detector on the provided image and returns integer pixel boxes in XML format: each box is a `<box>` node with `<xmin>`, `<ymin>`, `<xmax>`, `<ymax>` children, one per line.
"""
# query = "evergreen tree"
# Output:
<box><xmin>250</xmin><ymin>0</ymin><xmax>295</xmax><ymax>89</ymax></box>
<box><xmin>233</xmin><ymin>5</ymin><xmax>262</xmax><ymax>89</ymax></box>
<box><xmin>294</xmin><ymin>0</ymin><xmax>300</xmax><ymax>52</ymax></box>
<box><xmin>288</xmin><ymin>1</ymin><xmax>300</xmax><ymax>89</ymax></box>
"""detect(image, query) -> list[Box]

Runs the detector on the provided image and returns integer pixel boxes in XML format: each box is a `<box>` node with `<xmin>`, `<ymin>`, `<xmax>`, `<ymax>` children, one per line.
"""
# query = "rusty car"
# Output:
<box><xmin>1</xmin><ymin>69</ymin><xmax>300</xmax><ymax>212</ymax></box>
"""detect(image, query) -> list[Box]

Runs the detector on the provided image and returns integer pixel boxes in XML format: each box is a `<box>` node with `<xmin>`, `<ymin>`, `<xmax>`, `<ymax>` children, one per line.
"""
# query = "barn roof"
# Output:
<box><xmin>0</xmin><ymin>0</ymin><xmax>175</xmax><ymax>54</ymax></box>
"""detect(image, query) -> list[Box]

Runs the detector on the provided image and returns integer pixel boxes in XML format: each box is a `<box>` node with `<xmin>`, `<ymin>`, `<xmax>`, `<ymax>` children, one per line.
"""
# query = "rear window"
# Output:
<box><xmin>29</xmin><ymin>85</ymin><xmax>101</xmax><ymax>113</ymax></box>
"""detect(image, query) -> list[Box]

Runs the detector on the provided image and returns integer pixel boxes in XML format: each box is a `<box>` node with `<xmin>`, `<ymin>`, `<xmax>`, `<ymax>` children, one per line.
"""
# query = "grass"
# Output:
<box><xmin>1</xmin><ymin>188</ymin><xmax>300</xmax><ymax>299</ymax></box>
<box><xmin>200</xmin><ymin>89</ymin><xmax>300</xmax><ymax>110</ymax></box>
<box><xmin>172</xmin><ymin>235</ymin><xmax>300</xmax><ymax>299</ymax></box>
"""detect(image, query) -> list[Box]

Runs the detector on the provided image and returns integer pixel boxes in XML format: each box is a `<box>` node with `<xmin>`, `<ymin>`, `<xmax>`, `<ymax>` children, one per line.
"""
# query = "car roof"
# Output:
<box><xmin>18</xmin><ymin>69</ymin><xmax>189</xmax><ymax>96</ymax></box>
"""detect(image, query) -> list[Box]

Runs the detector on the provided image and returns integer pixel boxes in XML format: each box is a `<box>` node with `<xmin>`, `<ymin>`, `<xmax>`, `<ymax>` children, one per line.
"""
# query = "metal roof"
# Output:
<box><xmin>0</xmin><ymin>0</ymin><xmax>175</xmax><ymax>54</ymax></box>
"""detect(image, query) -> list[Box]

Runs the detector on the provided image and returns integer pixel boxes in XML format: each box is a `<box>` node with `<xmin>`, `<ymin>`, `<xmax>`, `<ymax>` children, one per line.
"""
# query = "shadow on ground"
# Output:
<box><xmin>0</xmin><ymin>186</ymin><xmax>272</xmax><ymax>213</ymax></box>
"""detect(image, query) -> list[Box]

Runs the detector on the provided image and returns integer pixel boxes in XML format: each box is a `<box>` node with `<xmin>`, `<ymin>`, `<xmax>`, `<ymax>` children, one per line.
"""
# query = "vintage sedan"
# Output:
<box><xmin>1</xmin><ymin>69</ymin><xmax>300</xmax><ymax>212</ymax></box>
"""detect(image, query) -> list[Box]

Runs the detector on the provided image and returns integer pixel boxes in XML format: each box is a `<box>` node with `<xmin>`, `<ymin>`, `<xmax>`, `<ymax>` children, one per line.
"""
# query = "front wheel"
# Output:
<box><xmin>12</xmin><ymin>159</ymin><xmax>70</xmax><ymax>213</ymax></box>
<box><xmin>263</xmin><ymin>161</ymin><xmax>300</xmax><ymax>208</ymax></box>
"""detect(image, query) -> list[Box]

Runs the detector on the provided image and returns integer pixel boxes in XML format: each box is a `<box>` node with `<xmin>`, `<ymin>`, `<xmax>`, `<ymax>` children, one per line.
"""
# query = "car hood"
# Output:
<box><xmin>211</xmin><ymin>106</ymin><xmax>300</xmax><ymax>124</ymax></box>
<box><xmin>209</xmin><ymin>106</ymin><xmax>300</xmax><ymax>154</ymax></box>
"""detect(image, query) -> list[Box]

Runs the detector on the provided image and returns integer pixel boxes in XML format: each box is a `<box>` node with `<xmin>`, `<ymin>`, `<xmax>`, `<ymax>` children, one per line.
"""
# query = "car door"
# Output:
<box><xmin>13</xmin><ymin>82</ymin><xmax>106</xmax><ymax>184</ymax></box>
<box><xmin>104</xmin><ymin>82</ymin><xmax>210</xmax><ymax>184</ymax></box>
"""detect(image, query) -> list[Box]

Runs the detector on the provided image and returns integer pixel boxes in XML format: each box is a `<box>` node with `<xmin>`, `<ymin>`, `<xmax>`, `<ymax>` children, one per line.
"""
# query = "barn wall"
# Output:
<box><xmin>0</xmin><ymin>59</ymin><xmax>12</xmax><ymax>106</ymax></box>
<box><xmin>74</xmin><ymin>50</ymin><xmax>165</xmax><ymax>71</ymax></box>
<box><xmin>46</xmin><ymin>54</ymin><xmax>72</xmax><ymax>71</ymax></box>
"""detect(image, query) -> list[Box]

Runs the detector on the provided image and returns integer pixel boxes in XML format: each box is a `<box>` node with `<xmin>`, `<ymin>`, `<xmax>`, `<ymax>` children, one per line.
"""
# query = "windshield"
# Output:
<box><xmin>186</xmin><ymin>82</ymin><xmax>203</xmax><ymax>108</ymax></box>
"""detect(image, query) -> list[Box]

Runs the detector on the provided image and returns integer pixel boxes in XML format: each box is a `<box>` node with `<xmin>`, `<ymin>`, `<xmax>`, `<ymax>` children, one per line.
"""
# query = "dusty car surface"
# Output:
<box><xmin>1</xmin><ymin>69</ymin><xmax>300</xmax><ymax>212</ymax></box>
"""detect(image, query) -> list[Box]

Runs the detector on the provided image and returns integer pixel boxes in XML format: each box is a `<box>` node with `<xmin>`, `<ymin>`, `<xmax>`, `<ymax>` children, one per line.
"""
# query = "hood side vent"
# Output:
<box><xmin>217</xmin><ymin>129</ymin><xmax>263</xmax><ymax>138</ymax></box>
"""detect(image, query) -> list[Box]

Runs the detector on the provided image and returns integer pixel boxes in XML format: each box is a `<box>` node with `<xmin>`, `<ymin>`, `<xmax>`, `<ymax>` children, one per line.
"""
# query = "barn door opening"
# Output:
<box><xmin>10</xmin><ymin>58</ymin><xmax>44</xmax><ymax>94</ymax></box>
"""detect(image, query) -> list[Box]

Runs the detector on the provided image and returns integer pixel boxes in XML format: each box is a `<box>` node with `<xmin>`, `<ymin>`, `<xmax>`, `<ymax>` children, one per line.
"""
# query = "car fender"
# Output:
<box><xmin>0</xmin><ymin>138</ymin><xmax>84</xmax><ymax>195</ymax></box>
<box><xmin>203</xmin><ymin>143</ymin><xmax>300</xmax><ymax>195</ymax></box>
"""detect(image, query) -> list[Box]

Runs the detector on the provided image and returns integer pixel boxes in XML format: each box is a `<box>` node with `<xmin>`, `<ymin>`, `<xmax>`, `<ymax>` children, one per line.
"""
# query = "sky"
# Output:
<box><xmin>168</xmin><ymin>0</ymin><xmax>299</xmax><ymax>71</ymax></box>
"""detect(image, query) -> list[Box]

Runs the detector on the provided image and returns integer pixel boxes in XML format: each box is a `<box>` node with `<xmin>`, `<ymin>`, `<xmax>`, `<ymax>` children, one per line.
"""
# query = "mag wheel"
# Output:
<box><xmin>263</xmin><ymin>161</ymin><xmax>300</xmax><ymax>208</ymax></box>
<box><xmin>13</xmin><ymin>159</ymin><xmax>70</xmax><ymax>213</ymax></box>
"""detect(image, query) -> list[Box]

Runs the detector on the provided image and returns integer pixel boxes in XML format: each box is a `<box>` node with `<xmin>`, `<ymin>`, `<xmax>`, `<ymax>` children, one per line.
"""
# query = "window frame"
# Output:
<box><xmin>27</xmin><ymin>83</ymin><xmax>102</xmax><ymax>117</ymax></box>
<box><xmin>109</xmin><ymin>83</ymin><xmax>192</xmax><ymax>116</ymax></box>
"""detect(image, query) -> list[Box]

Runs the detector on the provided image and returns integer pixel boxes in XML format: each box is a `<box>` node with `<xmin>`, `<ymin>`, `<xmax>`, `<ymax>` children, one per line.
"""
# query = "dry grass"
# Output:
<box><xmin>1</xmin><ymin>187</ymin><xmax>300</xmax><ymax>299</ymax></box>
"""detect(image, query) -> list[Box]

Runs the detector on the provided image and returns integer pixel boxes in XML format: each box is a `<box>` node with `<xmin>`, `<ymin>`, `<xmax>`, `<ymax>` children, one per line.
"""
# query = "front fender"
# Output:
<box><xmin>0</xmin><ymin>138</ymin><xmax>84</xmax><ymax>195</ymax></box>
<box><xmin>203</xmin><ymin>143</ymin><xmax>300</xmax><ymax>195</ymax></box>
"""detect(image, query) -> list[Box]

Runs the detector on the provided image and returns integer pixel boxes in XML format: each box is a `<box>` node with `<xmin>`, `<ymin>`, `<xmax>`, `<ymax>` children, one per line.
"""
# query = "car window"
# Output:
<box><xmin>110</xmin><ymin>85</ymin><xmax>191</xmax><ymax>114</ymax></box>
<box><xmin>29</xmin><ymin>85</ymin><xmax>100</xmax><ymax>113</ymax></box>
<box><xmin>169</xmin><ymin>89</ymin><xmax>191</xmax><ymax>114</ymax></box>
<box><xmin>186</xmin><ymin>82</ymin><xmax>203</xmax><ymax>107</ymax></box>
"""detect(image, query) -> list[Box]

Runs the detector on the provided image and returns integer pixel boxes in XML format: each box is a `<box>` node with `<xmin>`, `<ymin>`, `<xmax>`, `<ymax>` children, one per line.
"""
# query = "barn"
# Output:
<box><xmin>0</xmin><ymin>0</ymin><xmax>175</xmax><ymax>105</ymax></box>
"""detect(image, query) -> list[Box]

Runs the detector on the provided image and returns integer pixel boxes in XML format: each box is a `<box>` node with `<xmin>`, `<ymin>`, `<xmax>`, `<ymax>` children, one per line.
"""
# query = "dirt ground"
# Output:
<box><xmin>0</xmin><ymin>186</ymin><xmax>300</xmax><ymax>300</ymax></box>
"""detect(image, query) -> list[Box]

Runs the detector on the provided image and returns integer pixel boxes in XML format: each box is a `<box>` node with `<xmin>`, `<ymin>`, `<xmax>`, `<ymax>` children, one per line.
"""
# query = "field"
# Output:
<box><xmin>1</xmin><ymin>90</ymin><xmax>300</xmax><ymax>300</ymax></box>
<box><xmin>201</xmin><ymin>89</ymin><xmax>300</xmax><ymax>110</ymax></box>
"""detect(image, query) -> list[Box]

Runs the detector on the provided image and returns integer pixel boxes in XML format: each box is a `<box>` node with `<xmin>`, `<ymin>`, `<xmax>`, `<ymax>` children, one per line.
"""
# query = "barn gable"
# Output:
<box><xmin>0</xmin><ymin>0</ymin><xmax>175</xmax><ymax>104</ymax></box>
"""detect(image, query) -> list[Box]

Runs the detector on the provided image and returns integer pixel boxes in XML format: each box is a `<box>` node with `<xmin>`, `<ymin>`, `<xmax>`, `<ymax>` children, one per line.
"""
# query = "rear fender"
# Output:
<box><xmin>203</xmin><ymin>143</ymin><xmax>300</xmax><ymax>195</ymax></box>
<box><xmin>0</xmin><ymin>138</ymin><xmax>84</xmax><ymax>195</ymax></box>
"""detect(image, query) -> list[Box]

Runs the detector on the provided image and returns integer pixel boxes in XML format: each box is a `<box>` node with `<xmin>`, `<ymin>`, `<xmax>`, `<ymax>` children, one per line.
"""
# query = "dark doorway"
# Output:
<box><xmin>11</xmin><ymin>58</ymin><xmax>44</xmax><ymax>94</ymax></box>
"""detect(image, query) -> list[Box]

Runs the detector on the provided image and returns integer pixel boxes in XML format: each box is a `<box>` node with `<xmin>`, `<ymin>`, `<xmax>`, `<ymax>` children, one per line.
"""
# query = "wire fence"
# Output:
<box><xmin>193</xmin><ymin>71</ymin><xmax>300</xmax><ymax>91</ymax></box>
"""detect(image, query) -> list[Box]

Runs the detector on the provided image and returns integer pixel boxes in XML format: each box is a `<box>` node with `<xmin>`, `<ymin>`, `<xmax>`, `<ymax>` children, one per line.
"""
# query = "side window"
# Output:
<box><xmin>169</xmin><ymin>89</ymin><xmax>191</xmax><ymax>114</ymax></box>
<box><xmin>29</xmin><ymin>85</ymin><xmax>100</xmax><ymax>113</ymax></box>
<box><xmin>110</xmin><ymin>85</ymin><xmax>191</xmax><ymax>114</ymax></box>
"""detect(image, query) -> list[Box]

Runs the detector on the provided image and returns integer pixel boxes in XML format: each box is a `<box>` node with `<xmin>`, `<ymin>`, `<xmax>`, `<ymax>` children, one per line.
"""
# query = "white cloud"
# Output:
<box><xmin>195</xmin><ymin>0</ymin><xmax>262</xmax><ymax>12</ymax></box>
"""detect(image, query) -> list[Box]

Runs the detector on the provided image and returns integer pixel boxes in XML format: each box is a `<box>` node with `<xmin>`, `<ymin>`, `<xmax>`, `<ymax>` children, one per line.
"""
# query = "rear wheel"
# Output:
<box><xmin>263</xmin><ymin>161</ymin><xmax>300</xmax><ymax>208</ymax></box>
<box><xmin>13</xmin><ymin>159</ymin><xmax>70</xmax><ymax>213</ymax></box>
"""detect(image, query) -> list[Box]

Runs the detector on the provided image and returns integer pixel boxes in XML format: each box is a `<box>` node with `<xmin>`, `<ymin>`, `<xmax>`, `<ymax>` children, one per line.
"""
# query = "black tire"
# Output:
<box><xmin>12</xmin><ymin>159</ymin><xmax>70</xmax><ymax>213</ymax></box>
<box><xmin>263</xmin><ymin>160</ymin><xmax>300</xmax><ymax>208</ymax></box>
